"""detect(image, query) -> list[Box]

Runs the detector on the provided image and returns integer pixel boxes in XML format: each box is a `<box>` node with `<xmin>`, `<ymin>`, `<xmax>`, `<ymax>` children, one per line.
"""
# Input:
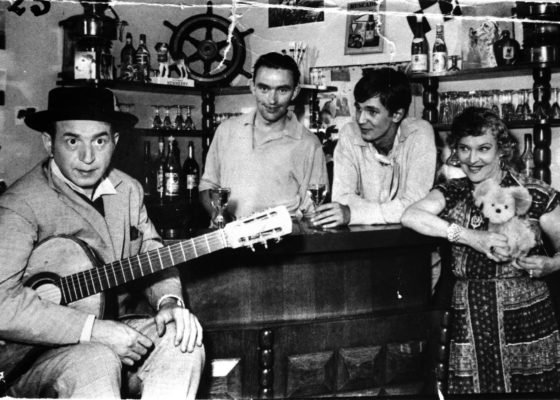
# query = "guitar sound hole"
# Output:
<box><xmin>34</xmin><ymin>283</ymin><xmax>62</xmax><ymax>304</ymax></box>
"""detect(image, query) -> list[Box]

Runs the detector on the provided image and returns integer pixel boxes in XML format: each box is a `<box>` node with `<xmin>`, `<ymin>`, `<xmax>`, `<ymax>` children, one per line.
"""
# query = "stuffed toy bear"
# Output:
<box><xmin>473</xmin><ymin>179</ymin><xmax>537</xmax><ymax>260</ymax></box>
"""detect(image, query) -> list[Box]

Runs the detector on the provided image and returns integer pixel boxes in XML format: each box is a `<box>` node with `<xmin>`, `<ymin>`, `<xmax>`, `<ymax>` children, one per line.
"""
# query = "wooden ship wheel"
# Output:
<box><xmin>164</xmin><ymin>1</ymin><xmax>254</xmax><ymax>86</ymax></box>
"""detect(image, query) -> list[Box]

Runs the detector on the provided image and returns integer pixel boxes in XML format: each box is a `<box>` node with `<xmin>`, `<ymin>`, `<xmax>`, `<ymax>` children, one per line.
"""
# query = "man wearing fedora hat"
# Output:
<box><xmin>0</xmin><ymin>86</ymin><xmax>204</xmax><ymax>398</ymax></box>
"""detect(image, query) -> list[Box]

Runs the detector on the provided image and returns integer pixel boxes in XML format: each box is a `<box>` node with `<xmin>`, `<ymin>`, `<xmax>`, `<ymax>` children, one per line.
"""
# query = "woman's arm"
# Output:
<box><xmin>402</xmin><ymin>189</ymin><xmax>510</xmax><ymax>262</ymax></box>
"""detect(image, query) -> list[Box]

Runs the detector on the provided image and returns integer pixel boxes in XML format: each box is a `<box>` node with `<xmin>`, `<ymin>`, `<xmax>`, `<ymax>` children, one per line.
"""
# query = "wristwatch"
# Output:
<box><xmin>447</xmin><ymin>223</ymin><xmax>464</xmax><ymax>243</ymax></box>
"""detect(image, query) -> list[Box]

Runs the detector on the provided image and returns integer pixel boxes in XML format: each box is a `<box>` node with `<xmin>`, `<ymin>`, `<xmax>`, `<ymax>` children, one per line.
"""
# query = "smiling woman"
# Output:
<box><xmin>401</xmin><ymin>106</ymin><xmax>560</xmax><ymax>394</ymax></box>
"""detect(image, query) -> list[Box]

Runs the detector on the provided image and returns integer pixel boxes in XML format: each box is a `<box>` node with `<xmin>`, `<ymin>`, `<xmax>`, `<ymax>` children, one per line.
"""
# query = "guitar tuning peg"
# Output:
<box><xmin>275</xmin><ymin>237</ymin><xmax>282</xmax><ymax>243</ymax></box>
<box><xmin>249</xmin><ymin>244</ymin><xmax>255</xmax><ymax>252</ymax></box>
<box><xmin>261</xmin><ymin>240</ymin><xmax>268</xmax><ymax>249</ymax></box>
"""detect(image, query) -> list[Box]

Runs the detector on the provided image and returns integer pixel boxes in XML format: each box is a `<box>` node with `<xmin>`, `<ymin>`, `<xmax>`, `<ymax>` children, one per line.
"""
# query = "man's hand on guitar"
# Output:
<box><xmin>91</xmin><ymin>319</ymin><xmax>153</xmax><ymax>366</ymax></box>
<box><xmin>155</xmin><ymin>302</ymin><xmax>203</xmax><ymax>353</ymax></box>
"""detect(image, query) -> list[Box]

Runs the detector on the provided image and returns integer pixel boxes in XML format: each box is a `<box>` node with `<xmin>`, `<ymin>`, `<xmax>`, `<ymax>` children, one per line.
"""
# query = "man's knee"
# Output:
<box><xmin>58</xmin><ymin>342</ymin><xmax>122</xmax><ymax>381</ymax></box>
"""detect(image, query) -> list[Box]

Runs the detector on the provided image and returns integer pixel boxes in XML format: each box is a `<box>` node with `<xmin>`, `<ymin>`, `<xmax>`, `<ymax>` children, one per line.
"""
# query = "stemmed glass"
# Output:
<box><xmin>174</xmin><ymin>105</ymin><xmax>184</xmax><ymax>130</ymax></box>
<box><xmin>184</xmin><ymin>106</ymin><xmax>195</xmax><ymax>130</ymax></box>
<box><xmin>210</xmin><ymin>187</ymin><xmax>231</xmax><ymax>229</ymax></box>
<box><xmin>306</xmin><ymin>183</ymin><xmax>328</xmax><ymax>228</ymax></box>
<box><xmin>163</xmin><ymin>106</ymin><xmax>173</xmax><ymax>130</ymax></box>
<box><xmin>551</xmin><ymin>88</ymin><xmax>560</xmax><ymax>119</ymax></box>
<box><xmin>152</xmin><ymin>105</ymin><xmax>163</xmax><ymax>130</ymax></box>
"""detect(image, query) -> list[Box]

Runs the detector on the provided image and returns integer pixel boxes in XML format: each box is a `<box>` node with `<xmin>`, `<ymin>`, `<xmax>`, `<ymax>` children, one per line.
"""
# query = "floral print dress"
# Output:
<box><xmin>436</xmin><ymin>170</ymin><xmax>560</xmax><ymax>393</ymax></box>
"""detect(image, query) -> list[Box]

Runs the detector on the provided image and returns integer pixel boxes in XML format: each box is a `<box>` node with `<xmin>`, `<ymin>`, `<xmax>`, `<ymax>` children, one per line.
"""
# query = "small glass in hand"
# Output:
<box><xmin>306</xmin><ymin>183</ymin><xmax>328</xmax><ymax>228</ymax></box>
<box><xmin>210</xmin><ymin>187</ymin><xmax>231</xmax><ymax>229</ymax></box>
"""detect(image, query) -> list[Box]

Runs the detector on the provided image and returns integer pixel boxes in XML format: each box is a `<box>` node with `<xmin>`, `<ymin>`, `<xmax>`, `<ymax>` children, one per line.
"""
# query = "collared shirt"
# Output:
<box><xmin>200</xmin><ymin>110</ymin><xmax>328</xmax><ymax>218</ymax></box>
<box><xmin>50</xmin><ymin>159</ymin><xmax>116</xmax><ymax>201</ymax></box>
<box><xmin>332</xmin><ymin>117</ymin><xmax>436</xmax><ymax>225</ymax></box>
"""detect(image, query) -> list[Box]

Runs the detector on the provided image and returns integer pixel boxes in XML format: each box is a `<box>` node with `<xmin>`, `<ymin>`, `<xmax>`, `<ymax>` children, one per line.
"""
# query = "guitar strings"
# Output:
<box><xmin>57</xmin><ymin>232</ymin><xmax>226</xmax><ymax>303</ymax></box>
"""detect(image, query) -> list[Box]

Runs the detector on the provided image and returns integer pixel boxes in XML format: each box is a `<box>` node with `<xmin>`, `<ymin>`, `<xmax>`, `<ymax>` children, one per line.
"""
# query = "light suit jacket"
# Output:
<box><xmin>0</xmin><ymin>160</ymin><xmax>182</xmax><ymax>355</ymax></box>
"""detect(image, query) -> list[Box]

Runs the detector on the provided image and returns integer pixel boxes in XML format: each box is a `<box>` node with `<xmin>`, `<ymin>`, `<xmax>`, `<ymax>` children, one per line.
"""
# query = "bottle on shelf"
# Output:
<box><xmin>155</xmin><ymin>135</ymin><xmax>166</xmax><ymax>202</ymax></box>
<box><xmin>520</xmin><ymin>133</ymin><xmax>535</xmax><ymax>178</ymax></box>
<box><xmin>411</xmin><ymin>15</ymin><xmax>429</xmax><ymax>73</ymax></box>
<box><xmin>141</xmin><ymin>141</ymin><xmax>155</xmax><ymax>198</ymax></box>
<box><xmin>493</xmin><ymin>30</ymin><xmax>520</xmax><ymax>66</ymax></box>
<box><xmin>164</xmin><ymin>136</ymin><xmax>181</xmax><ymax>202</ymax></box>
<box><xmin>183</xmin><ymin>141</ymin><xmax>200</xmax><ymax>205</ymax></box>
<box><xmin>120</xmin><ymin>32</ymin><xmax>136</xmax><ymax>80</ymax></box>
<box><xmin>432</xmin><ymin>24</ymin><xmax>447</xmax><ymax>73</ymax></box>
<box><xmin>134</xmin><ymin>33</ymin><xmax>151</xmax><ymax>83</ymax></box>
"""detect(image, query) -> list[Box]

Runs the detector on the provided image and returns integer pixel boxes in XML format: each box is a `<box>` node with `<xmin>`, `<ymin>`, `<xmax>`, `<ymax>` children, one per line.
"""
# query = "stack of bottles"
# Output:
<box><xmin>141</xmin><ymin>137</ymin><xmax>207</xmax><ymax>238</ymax></box>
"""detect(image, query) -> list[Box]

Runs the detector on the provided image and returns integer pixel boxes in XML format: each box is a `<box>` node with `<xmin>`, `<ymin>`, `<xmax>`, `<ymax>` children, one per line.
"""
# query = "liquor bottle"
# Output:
<box><xmin>493</xmin><ymin>30</ymin><xmax>520</xmax><ymax>66</ymax></box>
<box><xmin>120</xmin><ymin>32</ymin><xmax>136</xmax><ymax>80</ymax></box>
<box><xmin>141</xmin><ymin>141</ymin><xmax>155</xmax><ymax>198</ymax></box>
<box><xmin>164</xmin><ymin>136</ymin><xmax>181</xmax><ymax>202</ymax></box>
<box><xmin>520</xmin><ymin>133</ymin><xmax>535</xmax><ymax>178</ymax></box>
<box><xmin>134</xmin><ymin>33</ymin><xmax>151</xmax><ymax>83</ymax></box>
<box><xmin>411</xmin><ymin>15</ymin><xmax>429</xmax><ymax>73</ymax></box>
<box><xmin>155</xmin><ymin>135</ymin><xmax>166</xmax><ymax>201</ymax></box>
<box><xmin>432</xmin><ymin>24</ymin><xmax>447</xmax><ymax>73</ymax></box>
<box><xmin>183</xmin><ymin>141</ymin><xmax>200</xmax><ymax>204</ymax></box>
<box><xmin>364</xmin><ymin>14</ymin><xmax>376</xmax><ymax>47</ymax></box>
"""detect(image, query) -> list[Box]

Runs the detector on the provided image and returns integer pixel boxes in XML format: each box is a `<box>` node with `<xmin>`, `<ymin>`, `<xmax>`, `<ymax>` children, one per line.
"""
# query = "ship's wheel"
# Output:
<box><xmin>163</xmin><ymin>1</ymin><xmax>254</xmax><ymax>86</ymax></box>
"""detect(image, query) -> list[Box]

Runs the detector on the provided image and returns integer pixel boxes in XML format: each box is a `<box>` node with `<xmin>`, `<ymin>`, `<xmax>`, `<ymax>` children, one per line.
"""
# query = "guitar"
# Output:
<box><xmin>0</xmin><ymin>206</ymin><xmax>292</xmax><ymax>383</ymax></box>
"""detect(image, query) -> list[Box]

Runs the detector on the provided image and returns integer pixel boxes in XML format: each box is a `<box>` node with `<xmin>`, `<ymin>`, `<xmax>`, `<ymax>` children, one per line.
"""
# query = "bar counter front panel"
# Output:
<box><xmin>174</xmin><ymin>222</ymin><xmax>443</xmax><ymax>398</ymax></box>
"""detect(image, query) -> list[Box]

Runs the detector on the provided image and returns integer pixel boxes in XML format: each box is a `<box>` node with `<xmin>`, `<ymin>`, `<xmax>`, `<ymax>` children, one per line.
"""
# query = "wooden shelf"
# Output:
<box><xmin>433</xmin><ymin>118</ymin><xmax>560</xmax><ymax>131</ymax></box>
<box><xmin>57</xmin><ymin>79</ymin><xmax>252</xmax><ymax>96</ymax></box>
<box><xmin>299</xmin><ymin>84</ymin><xmax>338</xmax><ymax>93</ymax></box>
<box><xmin>408</xmin><ymin>63</ymin><xmax>560</xmax><ymax>82</ymax></box>
<box><xmin>131</xmin><ymin>128</ymin><xmax>204</xmax><ymax>137</ymax></box>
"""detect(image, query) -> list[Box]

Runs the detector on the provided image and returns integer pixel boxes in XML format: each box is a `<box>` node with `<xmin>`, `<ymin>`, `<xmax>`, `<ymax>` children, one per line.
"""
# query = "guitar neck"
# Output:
<box><xmin>59</xmin><ymin>230</ymin><xmax>227</xmax><ymax>305</ymax></box>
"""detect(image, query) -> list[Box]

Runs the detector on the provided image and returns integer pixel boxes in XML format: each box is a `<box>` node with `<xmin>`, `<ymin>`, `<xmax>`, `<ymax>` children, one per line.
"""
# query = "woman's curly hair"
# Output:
<box><xmin>447</xmin><ymin>107</ymin><xmax>519</xmax><ymax>168</ymax></box>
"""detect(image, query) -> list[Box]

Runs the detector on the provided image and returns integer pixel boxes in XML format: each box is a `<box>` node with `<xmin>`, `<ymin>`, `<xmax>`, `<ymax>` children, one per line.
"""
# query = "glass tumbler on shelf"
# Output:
<box><xmin>551</xmin><ymin>88</ymin><xmax>560</xmax><ymax>119</ymax></box>
<box><xmin>447</xmin><ymin>55</ymin><xmax>460</xmax><ymax>72</ymax></box>
<box><xmin>151</xmin><ymin>105</ymin><xmax>163</xmax><ymax>130</ymax></box>
<box><xmin>210</xmin><ymin>187</ymin><xmax>231</xmax><ymax>229</ymax></box>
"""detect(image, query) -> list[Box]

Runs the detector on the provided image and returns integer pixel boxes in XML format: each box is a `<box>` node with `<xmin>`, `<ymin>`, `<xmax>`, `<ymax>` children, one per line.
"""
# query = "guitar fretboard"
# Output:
<box><xmin>58</xmin><ymin>230</ymin><xmax>227</xmax><ymax>304</ymax></box>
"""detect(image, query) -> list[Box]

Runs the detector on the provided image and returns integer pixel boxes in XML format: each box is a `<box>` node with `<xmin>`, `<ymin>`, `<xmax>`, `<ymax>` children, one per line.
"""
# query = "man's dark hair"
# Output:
<box><xmin>253</xmin><ymin>52</ymin><xmax>301</xmax><ymax>86</ymax></box>
<box><xmin>354</xmin><ymin>68</ymin><xmax>412</xmax><ymax>116</ymax></box>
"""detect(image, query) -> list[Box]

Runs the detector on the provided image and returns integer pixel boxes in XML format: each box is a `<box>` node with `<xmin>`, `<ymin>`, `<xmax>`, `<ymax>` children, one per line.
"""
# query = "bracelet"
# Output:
<box><xmin>447</xmin><ymin>223</ymin><xmax>464</xmax><ymax>243</ymax></box>
<box><xmin>156</xmin><ymin>295</ymin><xmax>185</xmax><ymax>311</ymax></box>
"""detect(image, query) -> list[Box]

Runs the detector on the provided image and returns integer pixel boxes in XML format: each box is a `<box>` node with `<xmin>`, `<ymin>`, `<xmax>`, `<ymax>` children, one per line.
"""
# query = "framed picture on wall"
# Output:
<box><xmin>268</xmin><ymin>0</ymin><xmax>324</xmax><ymax>28</ymax></box>
<box><xmin>344</xmin><ymin>0</ymin><xmax>384</xmax><ymax>55</ymax></box>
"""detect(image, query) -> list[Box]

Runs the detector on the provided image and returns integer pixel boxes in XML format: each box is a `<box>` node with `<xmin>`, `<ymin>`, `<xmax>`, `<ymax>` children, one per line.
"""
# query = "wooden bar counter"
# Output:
<box><xmin>176</xmin><ymin>221</ymin><xmax>444</xmax><ymax>399</ymax></box>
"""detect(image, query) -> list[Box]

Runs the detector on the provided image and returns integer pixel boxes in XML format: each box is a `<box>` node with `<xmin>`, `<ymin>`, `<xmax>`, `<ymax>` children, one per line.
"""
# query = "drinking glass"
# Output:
<box><xmin>184</xmin><ymin>105</ymin><xmax>195</xmax><ymax>130</ymax></box>
<box><xmin>163</xmin><ymin>106</ymin><xmax>173</xmax><ymax>130</ymax></box>
<box><xmin>174</xmin><ymin>105</ymin><xmax>184</xmax><ymax>130</ymax></box>
<box><xmin>551</xmin><ymin>88</ymin><xmax>560</xmax><ymax>119</ymax></box>
<box><xmin>152</xmin><ymin>105</ymin><xmax>163</xmax><ymax>130</ymax></box>
<box><xmin>306</xmin><ymin>183</ymin><xmax>328</xmax><ymax>228</ymax></box>
<box><xmin>210</xmin><ymin>187</ymin><xmax>231</xmax><ymax>229</ymax></box>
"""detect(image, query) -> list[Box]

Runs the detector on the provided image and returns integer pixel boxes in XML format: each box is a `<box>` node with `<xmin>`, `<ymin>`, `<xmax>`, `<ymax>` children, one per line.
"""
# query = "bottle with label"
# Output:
<box><xmin>432</xmin><ymin>24</ymin><xmax>447</xmax><ymax>73</ymax></box>
<box><xmin>120</xmin><ymin>32</ymin><xmax>136</xmax><ymax>80</ymax></box>
<box><xmin>411</xmin><ymin>15</ymin><xmax>429</xmax><ymax>73</ymax></box>
<box><xmin>520</xmin><ymin>133</ymin><xmax>535</xmax><ymax>178</ymax></box>
<box><xmin>141</xmin><ymin>141</ymin><xmax>155</xmax><ymax>198</ymax></box>
<box><xmin>164</xmin><ymin>136</ymin><xmax>181</xmax><ymax>201</ymax></box>
<box><xmin>364</xmin><ymin>14</ymin><xmax>377</xmax><ymax>47</ymax></box>
<box><xmin>493</xmin><ymin>30</ymin><xmax>520</xmax><ymax>66</ymax></box>
<box><xmin>183</xmin><ymin>141</ymin><xmax>200</xmax><ymax>204</ymax></box>
<box><xmin>134</xmin><ymin>33</ymin><xmax>151</xmax><ymax>83</ymax></box>
<box><xmin>155</xmin><ymin>135</ymin><xmax>166</xmax><ymax>201</ymax></box>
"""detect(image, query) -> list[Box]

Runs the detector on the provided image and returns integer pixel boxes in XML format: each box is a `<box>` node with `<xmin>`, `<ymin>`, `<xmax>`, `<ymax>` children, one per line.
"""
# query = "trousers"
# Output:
<box><xmin>8</xmin><ymin>317</ymin><xmax>205</xmax><ymax>399</ymax></box>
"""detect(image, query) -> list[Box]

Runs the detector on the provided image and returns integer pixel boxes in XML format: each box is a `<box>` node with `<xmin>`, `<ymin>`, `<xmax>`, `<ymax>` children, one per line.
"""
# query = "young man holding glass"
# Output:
<box><xmin>199</xmin><ymin>52</ymin><xmax>328</xmax><ymax>222</ymax></box>
<box><xmin>311</xmin><ymin>68</ymin><xmax>437</xmax><ymax>228</ymax></box>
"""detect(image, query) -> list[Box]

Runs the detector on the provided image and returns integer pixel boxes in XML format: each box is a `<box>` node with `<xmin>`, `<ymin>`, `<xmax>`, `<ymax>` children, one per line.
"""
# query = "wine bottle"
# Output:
<box><xmin>164</xmin><ymin>136</ymin><xmax>181</xmax><ymax>202</ymax></box>
<box><xmin>411</xmin><ymin>15</ymin><xmax>429</xmax><ymax>73</ymax></box>
<box><xmin>134</xmin><ymin>33</ymin><xmax>151</xmax><ymax>83</ymax></box>
<box><xmin>432</xmin><ymin>24</ymin><xmax>447</xmax><ymax>73</ymax></box>
<box><xmin>183</xmin><ymin>141</ymin><xmax>200</xmax><ymax>205</ymax></box>
<box><xmin>120</xmin><ymin>33</ymin><xmax>136</xmax><ymax>80</ymax></box>
<box><xmin>520</xmin><ymin>133</ymin><xmax>535</xmax><ymax>178</ymax></box>
<box><xmin>155</xmin><ymin>135</ymin><xmax>166</xmax><ymax>201</ymax></box>
<box><xmin>141</xmin><ymin>141</ymin><xmax>155</xmax><ymax>198</ymax></box>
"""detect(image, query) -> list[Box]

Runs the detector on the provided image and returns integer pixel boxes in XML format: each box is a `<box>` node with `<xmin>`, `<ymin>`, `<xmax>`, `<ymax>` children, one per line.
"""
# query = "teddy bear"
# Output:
<box><xmin>473</xmin><ymin>179</ymin><xmax>538</xmax><ymax>260</ymax></box>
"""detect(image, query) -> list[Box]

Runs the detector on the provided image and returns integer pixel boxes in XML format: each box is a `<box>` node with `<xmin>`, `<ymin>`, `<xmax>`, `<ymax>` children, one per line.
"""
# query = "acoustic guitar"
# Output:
<box><xmin>0</xmin><ymin>206</ymin><xmax>292</xmax><ymax>383</ymax></box>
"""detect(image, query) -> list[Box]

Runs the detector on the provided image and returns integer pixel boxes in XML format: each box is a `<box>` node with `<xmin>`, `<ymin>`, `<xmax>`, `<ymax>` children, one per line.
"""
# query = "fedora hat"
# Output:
<box><xmin>25</xmin><ymin>86</ymin><xmax>138</xmax><ymax>132</ymax></box>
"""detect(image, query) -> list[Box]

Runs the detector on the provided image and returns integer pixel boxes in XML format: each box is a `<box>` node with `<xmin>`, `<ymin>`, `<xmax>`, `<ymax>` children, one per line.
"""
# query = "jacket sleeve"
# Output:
<box><xmin>0</xmin><ymin>200</ymin><xmax>88</xmax><ymax>345</ymax></box>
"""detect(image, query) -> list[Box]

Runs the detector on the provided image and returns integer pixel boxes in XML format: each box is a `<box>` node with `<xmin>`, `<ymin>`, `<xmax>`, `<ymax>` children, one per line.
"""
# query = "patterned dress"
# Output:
<box><xmin>436</xmin><ymin>170</ymin><xmax>560</xmax><ymax>394</ymax></box>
